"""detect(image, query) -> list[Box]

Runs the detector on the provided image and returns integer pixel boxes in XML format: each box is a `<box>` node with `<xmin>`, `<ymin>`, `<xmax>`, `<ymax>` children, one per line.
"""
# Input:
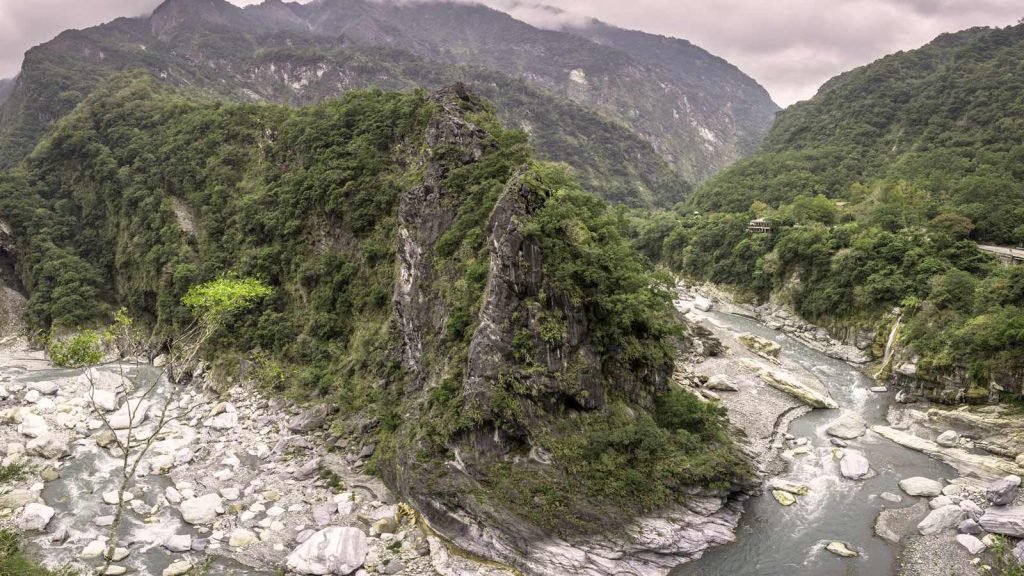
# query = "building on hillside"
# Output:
<box><xmin>747</xmin><ymin>218</ymin><xmax>774</xmax><ymax>234</ymax></box>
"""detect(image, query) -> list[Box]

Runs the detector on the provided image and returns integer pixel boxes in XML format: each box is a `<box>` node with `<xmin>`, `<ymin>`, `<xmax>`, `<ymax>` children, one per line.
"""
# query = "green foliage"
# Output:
<box><xmin>0</xmin><ymin>464</ymin><xmax>27</xmax><ymax>485</ymax></box>
<box><xmin>47</xmin><ymin>330</ymin><xmax>102</xmax><ymax>368</ymax></box>
<box><xmin>0</xmin><ymin>529</ymin><xmax>75</xmax><ymax>576</ymax></box>
<box><xmin>182</xmin><ymin>278</ymin><xmax>272</xmax><ymax>326</ymax></box>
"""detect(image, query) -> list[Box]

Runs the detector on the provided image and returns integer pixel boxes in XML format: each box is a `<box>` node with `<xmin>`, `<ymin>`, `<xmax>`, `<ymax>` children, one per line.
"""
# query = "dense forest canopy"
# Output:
<box><xmin>640</xmin><ymin>23</ymin><xmax>1024</xmax><ymax>388</ymax></box>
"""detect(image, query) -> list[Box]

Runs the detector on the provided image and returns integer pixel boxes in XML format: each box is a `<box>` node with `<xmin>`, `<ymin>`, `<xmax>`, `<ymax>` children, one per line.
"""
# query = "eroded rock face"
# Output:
<box><xmin>980</xmin><ymin>505</ymin><xmax>1024</xmax><ymax>537</ymax></box>
<box><xmin>986</xmin><ymin>475</ymin><xmax>1021</xmax><ymax>506</ymax></box>
<box><xmin>286</xmin><ymin>526</ymin><xmax>368</xmax><ymax>575</ymax></box>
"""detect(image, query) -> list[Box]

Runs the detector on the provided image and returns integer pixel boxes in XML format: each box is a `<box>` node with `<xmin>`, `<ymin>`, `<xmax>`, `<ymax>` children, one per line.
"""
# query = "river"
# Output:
<box><xmin>676</xmin><ymin>310</ymin><xmax>954</xmax><ymax>576</ymax></box>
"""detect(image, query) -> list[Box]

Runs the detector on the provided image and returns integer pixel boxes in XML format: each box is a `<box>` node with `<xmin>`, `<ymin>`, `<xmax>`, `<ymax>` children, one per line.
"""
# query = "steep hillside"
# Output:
<box><xmin>643</xmin><ymin>24</ymin><xmax>1024</xmax><ymax>400</ymax></box>
<box><xmin>0</xmin><ymin>74</ymin><xmax>752</xmax><ymax>573</ymax></box>
<box><xmin>0</xmin><ymin>0</ymin><xmax>779</xmax><ymax>206</ymax></box>
<box><xmin>0</xmin><ymin>78</ymin><xmax>13</xmax><ymax>105</ymax></box>
<box><xmin>691</xmin><ymin>24</ymin><xmax>1024</xmax><ymax>243</ymax></box>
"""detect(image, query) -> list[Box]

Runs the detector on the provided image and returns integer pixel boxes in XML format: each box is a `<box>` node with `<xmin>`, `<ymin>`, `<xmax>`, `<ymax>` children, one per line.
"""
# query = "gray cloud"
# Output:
<box><xmin>0</xmin><ymin>0</ymin><xmax>1020</xmax><ymax>106</ymax></box>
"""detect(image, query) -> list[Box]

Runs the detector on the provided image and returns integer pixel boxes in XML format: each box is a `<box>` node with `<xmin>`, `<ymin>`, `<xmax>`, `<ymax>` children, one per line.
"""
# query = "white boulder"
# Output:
<box><xmin>286</xmin><ymin>527</ymin><xmax>368</xmax><ymax>575</ymax></box>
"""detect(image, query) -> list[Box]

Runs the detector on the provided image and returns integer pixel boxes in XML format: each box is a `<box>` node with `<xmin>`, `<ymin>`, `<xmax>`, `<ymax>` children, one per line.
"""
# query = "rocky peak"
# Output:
<box><xmin>150</xmin><ymin>0</ymin><xmax>242</xmax><ymax>39</ymax></box>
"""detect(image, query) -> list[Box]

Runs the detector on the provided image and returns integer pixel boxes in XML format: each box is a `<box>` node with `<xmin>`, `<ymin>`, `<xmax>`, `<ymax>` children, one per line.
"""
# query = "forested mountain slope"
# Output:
<box><xmin>691</xmin><ymin>24</ymin><xmax>1024</xmax><ymax>244</ymax></box>
<box><xmin>0</xmin><ymin>74</ymin><xmax>752</xmax><ymax>573</ymax></box>
<box><xmin>0</xmin><ymin>78</ymin><xmax>12</xmax><ymax>106</ymax></box>
<box><xmin>639</xmin><ymin>23</ymin><xmax>1024</xmax><ymax>398</ymax></box>
<box><xmin>0</xmin><ymin>0</ymin><xmax>778</xmax><ymax>207</ymax></box>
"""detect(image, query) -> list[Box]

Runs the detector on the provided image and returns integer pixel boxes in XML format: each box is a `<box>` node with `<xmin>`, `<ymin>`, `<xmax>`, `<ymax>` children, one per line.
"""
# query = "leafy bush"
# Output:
<box><xmin>47</xmin><ymin>330</ymin><xmax>102</xmax><ymax>368</ymax></box>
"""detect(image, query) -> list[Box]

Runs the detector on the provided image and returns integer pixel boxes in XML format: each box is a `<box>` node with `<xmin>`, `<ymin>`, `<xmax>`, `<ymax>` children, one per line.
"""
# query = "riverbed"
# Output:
<box><xmin>676</xmin><ymin>309</ymin><xmax>954</xmax><ymax>576</ymax></box>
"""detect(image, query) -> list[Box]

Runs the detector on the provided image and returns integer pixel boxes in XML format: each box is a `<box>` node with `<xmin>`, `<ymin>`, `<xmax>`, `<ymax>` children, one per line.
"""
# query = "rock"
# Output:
<box><xmin>18</xmin><ymin>503</ymin><xmax>54</xmax><ymax>531</ymax></box>
<box><xmin>960</xmin><ymin>499</ymin><xmax>983</xmax><ymax>520</ymax></box>
<box><xmin>875</xmin><ymin>500</ymin><xmax>929</xmax><ymax>543</ymax></box>
<box><xmin>826</xmin><ymin>413</ymin><xmax>866</xmax><ymax>439</ymax></box>
<box><xmin>825</xmin><ymin>541</ymin><xmax>858</xmax><ymax>557</ymax></box>
<box><xmin>830</xmin><ymin>438</ymin><xmax>848</xmax><ymax>448</ymax></box>
<box><xmin>229</xmin><ymin>528</ymin><xmax>259</xmax><ymax>548</ymax></box>
<box><xmin>106</xmin><ymin>547</ymin><xmax>129</xmax><ymax>562</ymax></box>
<box><xmin>958</xmin><ymin>519</ymin><xmax>982</xmax><ymax>534</ymax></box>
<box><xmin>220</xmin><ymin>487</ymin><xmax>240</xmax><ymax>501</ymax></box>
<box><xmin>24</xmin><ymin>389</ymin><xmax>40</xmax><ymax>403</ymax></box>
<box><xmin>1015</xmin><ymin>540</ymin><xmax>1024</xmax><ymax>564</ymax></box>
<box><xmin>980</xmin><ymin>505</ymin><xmax>1024</xmax><ymax>537</ymax></box>
<box><xmin>180</xmin><ymin>493</ymin><xmax>223</xmax><ymax>525</ymax></box>
<box><xmin>40</xmin><ymin>467</ymin><xmax>59</xmax><ymax>481</ymax></box>
<box><xmin>0</xmin><ymin>485</ymin><xmax>40</xmax><ymax>504</ymax></box>
<box><xmin>918</xmin><ymin>505</ymin><xmax>966</xmax><ymax>535</ymax></box>
<box><xmin>383</xmin><ymin>559</ymin><xmax>405</xmax><ymax>575</ymax></box>
<box><xmin>153</xmin><ymin>354</ymin><xmax>168</xmax><ymax>367</ymax></box>
<box><xmin>880</xmin><ymin>492</ymin><xmax>902</xmax><ymax>504</ymax></box>
<box><xmin>81</xmin><ymin>540</ymin><xmax>106</xmax><ymax>559</ymax></box>
<box><xmin>103</xmin><ymin>567</ymin><xmax>127</xmax><ymax>576</ymax></box>
<box><xmin>313</xmin><ymin>502</ymin><xmax>335</xmax><ymax>526</ymax></box>
<box><xmin>744</xmin><ymin>361</ymin><xmax>838</xmax><ymax>409</ymax></box>
<box><xmin>108</xmin><ymin>399</ymin><xmax>152</xmax><ymax>430</ymax></box>
<box><xmin>163</xmin><ymin>534</ymin><xmax>192</xmax><ymax>553</ymax></box>
<box><xmin>956</xmin><ymin>534</ymin><xmax>986</xmax><ymax>555</ymax></box>
<box><xmin>88</xmin><ymin>389</ymin><xmax>119</xmax><ymax>412</ymax></box>
<box><xmin>772</xmin><ymin>490</ymin><xmax>797</xmax><ymax>506</ymax></box>
<box><xmin>165</xmin><ymin>486</ymin><xmax>183</xmax><ymax>504</ymax></box>
<box><xmin>17</xmin><ymin>413</ymin><xmax>48</xmax><ymax>438</ymax></box>
<box><xmin>930</xmin><ymin>495</ymin><xmax>954</xmax><ymax>509</ymax></box>
<box><xmin>839</xmin><ymin>450</ymin><xmax>870</xmax><ymax>479</ymax></box>
<box><xmin>899</xmin><ymin>477</ymin><xmax>943</xmax><ymax>497</ymax></box>
<box><xmin>705</xmin><ymin>374</ymin><xmax>738</xmax><ymax>391</ymax></box>
<box><xmin>27</xmin><ymin>435</ymin><xmax>69</xmax><ymax>459</ymax></box>
<box><xmin>287</xmin><ymin>406</ymin><xmax>331</xmax><ymax>433</ymax></box>
<box><xmin>286</xmin><ymin>526</ymin><xmax>368</xmax><ymax>575</ymax></box>
<box><xmin>737</xmin><ymin>333</ymin><xmax>782</xmax><ymax>358</ymax></box>
<box><xmin>163</xmin><ymin>560</ymin><xmax>193</xmax><ymax>576</ymax></box>
<box><xmin>205</xmin><ymin>411</ymin><xmax>239</xmax><ymax>430</ymax></box>
<box><xmin>769</xmin><ymin>479</ymin><xmax>810</xmax><ymax>495</ymax></box>
<box><xmin>103</xmin><ymin>491</ymin><xmax>133</xmax><ymax>505</ymax></box>
<box><xmin>296</xmin><ymin>529</ymin><xmax>316</xmax><ymax>544</ymax></box>
<box><xmin>30</xmin><ymin>381</ymin><xmax>58</xmax><ymax>395</ymax></box>
<box><xmin>870</xmin><ymin>386</ymin><xmax>888</xmax><ymax>393</ymax></box>
<box><xmin>986</xmin><ymin>475</ymin><xmax>1021</xmax><ymax>506</ymax></box>
<box><xmin>693</xmin><ymin>296</ymin><xmax>713</xmax><ymax>312</ymax></box>
<box><xmin>936</xmin><ymin>430</ymin><xmax>960</xmax><ymax>448</ymax></box>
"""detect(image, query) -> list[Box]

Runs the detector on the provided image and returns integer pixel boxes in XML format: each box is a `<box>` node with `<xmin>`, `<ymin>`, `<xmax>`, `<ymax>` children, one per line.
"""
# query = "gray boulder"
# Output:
<box><xmin>705</xmin><ymin>374</ymin><xmax>738</xmax><ymax>392</ymax></box>
<box><xmin>875</xmin><ymin>500</ymin><xmax>929</xmax><ymax>543</ymax></box>
<box><xmin>179</xmin><ymin>494</ymin><xmax>223</xmax><ymax>525</ymax></box>
<box><xmin>826</xmin><ymin>413</ymin><xmax>866</xmax><ymax>440</ymax></box>
<box><xmin>960</xmin><ymin>499</ymin><xmax>984</xmax><ymax>521</ymax></box>
<box><xmin>980</xmin><ymin>505</ymin><xmax>1024</xmax><ymax>537</ymax></box>
<box><xmin>956</xmin><ymin>534</ymin><xmax>986</xmax><ymax>555</ymax></box>
<box><xmin>286</xmin><ymin>526</ymin><xmax>368</xmax><ymax>575</ymax></box>
<box><xmin>287</xmin><ymin>406</ymin><xmax>331</xmax><ymax>433</ymax></box>
<box><xmin>957</xmin><ymin>519</ymin><xmax>982</xmax><ymax>535</ymax></box>
<box><xmin>18</xmin><ymin>503</ymin><xmax>55</xmax><ymax>531</ymax></box>
<box><xmin>839</xmin><ymin>450</ymin><xmax>870</xmax><ymax>480</ymax></box>
<box><xmin>986</xmin><ymin>475</ymin><xmax>1021</xmax><ymax>506</ymax></box>
<box><xmin>936</xmin><ymin>430</ymin><xmax>960</xmax><ymax>448</ymax></box>
<box><xmin>899</xmin><ymin>477</ymin><xmax>943</xmax><ymax>497</ymax></box>
<box><xmin>108</xmin><ymin>399</ymin><xmax>152</xmax><ymax>430</ymax></box>
<box><xmin>917</xmin><ymin>505</ymin><xmax>966</xmax><ymax>535</ymax></box>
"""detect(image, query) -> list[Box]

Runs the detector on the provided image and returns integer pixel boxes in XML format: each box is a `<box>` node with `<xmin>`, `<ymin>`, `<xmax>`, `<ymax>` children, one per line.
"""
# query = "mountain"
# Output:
<box><xmin>0</xmin><ymin>78</ymin><xmax>13</xmax><ymax>105</ymax></box>
<box><xmin>0</xmin><ymin>74</ymin><xmax>752</xmax><ymax>573</ymax></box>
<box><xmin>691</xmin><ymin>23</ymin><xmax>1024</xmax><ymax>243</ymax></box>
<box><xmin>0</xmin><ymin>0</ymin><xmax>778</xmax><ymax>206</ymax></box>
<box><xmin>640</xmin><ymin>24</ymin><xmax>1024</xmax><ymax>400</ymax></box>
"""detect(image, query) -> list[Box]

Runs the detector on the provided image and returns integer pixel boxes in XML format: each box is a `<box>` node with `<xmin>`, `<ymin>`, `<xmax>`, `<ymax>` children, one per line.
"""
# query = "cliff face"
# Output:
<box><xmin>0</xmin><ymin>0</ymin><xmax>780</xmax><ymax>206</ymax></box>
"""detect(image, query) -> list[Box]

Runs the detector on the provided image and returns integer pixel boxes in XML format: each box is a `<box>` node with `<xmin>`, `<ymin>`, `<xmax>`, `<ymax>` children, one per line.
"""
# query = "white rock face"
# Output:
<box><xmin>179</xmin><ymin>493</ymin><xmax>223</xmax><ymax>525</ymax></box>
<box><xmin>839</xmin><ymin>450</ymin><xmax>870</xmax><ymax>479</ymax></box>
<box><xmin>17</xmin><ymin>413</ymin><xmax>48</xmax><ymax>438</ymax></box>
<box><xmin>918</xmin><ymin>505</ymin><xmax>966</xmax><ymax>535</ymax></box>
<box><xmin>899</xmin><ymin>477</ymin><xmax>943</xmax><ymax>497</ymax></box>
<box><xmin>286</xmin><ymin>526</ymin><xmax>368</xmax><ymax>575</ymax></box>
<box><xmin>108</xmin><ymin>399</ymin><xmax>152</xmax><ymax>430</ymax></box>
<box><xmin>18</xmin><ymin>503</ymin><xmax>55</xmax><ymax>531</ymax></box>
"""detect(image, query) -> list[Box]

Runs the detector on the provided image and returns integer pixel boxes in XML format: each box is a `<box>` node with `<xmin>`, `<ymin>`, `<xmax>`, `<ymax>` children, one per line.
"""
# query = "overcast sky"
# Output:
<box><xmin>1</xmin><ymin>0</ymin><xmax>1020</xmax><ymax>106</ymax></box>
